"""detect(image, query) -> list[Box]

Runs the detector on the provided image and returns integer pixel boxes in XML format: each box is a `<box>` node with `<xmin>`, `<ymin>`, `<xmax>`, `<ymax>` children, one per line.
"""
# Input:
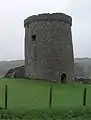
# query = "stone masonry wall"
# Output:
<box><xmin>24</xmin><ymin>13</ymin><xmax>74</xmax><ymax>83</ymax></box>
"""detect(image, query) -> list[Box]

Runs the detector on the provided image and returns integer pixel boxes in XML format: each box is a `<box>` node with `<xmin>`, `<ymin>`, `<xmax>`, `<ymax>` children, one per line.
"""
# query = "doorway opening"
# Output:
<box><xmin>61</xmin><ymin>73</ymin><xmax>67</xmax><ymax>84</ymax></box>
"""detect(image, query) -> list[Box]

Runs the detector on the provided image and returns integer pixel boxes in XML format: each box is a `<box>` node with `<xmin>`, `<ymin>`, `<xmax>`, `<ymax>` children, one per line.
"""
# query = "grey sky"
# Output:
<box><xmin>0</xmin><ymin>0</ymin><xmax>91</xmax><ymax>61</ymax></box>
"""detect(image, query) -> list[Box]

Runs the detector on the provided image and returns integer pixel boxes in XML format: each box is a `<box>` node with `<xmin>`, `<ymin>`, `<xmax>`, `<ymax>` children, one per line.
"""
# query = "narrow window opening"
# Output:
<box><xmin>32</xmin><ymin>35</ymin><xmax>36</xmax><ymax>41</ymax></box>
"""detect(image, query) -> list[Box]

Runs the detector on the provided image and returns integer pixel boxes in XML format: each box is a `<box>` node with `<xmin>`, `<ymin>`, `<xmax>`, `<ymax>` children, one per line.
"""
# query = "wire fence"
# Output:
<box><xmin>1</xmin><ymin>85</ymin><xmax>87</xmax><ymax>110</ymax></box>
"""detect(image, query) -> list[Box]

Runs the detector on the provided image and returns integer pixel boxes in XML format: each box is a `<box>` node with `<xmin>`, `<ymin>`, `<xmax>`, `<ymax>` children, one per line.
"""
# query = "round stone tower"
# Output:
<box><xmin>24</xmin><ymin>13</ymin><xmax>74</xmax><ymax>83</ymax></box>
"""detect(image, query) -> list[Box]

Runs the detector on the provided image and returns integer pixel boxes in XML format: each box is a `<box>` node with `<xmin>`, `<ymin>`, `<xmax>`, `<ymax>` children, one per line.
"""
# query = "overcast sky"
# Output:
<box><xmin>0</xmin><ymin>0</ymin><xmax>91</xmax><ymax>61</ymax></box>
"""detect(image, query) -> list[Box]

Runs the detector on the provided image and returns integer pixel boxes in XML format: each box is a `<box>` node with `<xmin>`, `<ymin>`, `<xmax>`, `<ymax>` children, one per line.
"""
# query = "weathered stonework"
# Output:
<box><xmin>24</xmin><ymin>13</ymin><xmax>75</xmax><ymax>83</ymax></box>
<box><xmin>5</xmin><ymin>66</ymin><xmax>25</xmax><ymax>78</ymax></box>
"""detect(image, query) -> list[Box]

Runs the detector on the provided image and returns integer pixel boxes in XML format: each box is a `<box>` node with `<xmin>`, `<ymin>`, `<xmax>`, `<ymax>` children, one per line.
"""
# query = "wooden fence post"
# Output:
<box><xmin>83</xmin><ymin>88</ymin><xmax>87</xmax><ymax>106</ymax></box>
<box><xmin>5</xmin><ymin>85</ymin><xmax>8</xmax><ymax>109</ymax></box>
<box><xmin>49</xmin><ymin>86</ymin><xmax>52</xmax><ymax>107</ymax></box>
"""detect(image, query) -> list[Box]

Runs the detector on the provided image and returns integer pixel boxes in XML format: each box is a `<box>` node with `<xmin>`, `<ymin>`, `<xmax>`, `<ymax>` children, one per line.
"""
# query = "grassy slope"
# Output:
<box><xmin>0</xmin><ymin>78</ymin><xmax>91</xmax><ymax>109</ymax></box>
<box><xmin>0</xmin><ymin>78</ymin><xmax>91</xmax><ymax>119</ymax></box>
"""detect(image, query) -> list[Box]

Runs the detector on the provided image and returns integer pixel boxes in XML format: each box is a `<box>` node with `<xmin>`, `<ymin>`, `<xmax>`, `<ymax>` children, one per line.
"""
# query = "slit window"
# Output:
<box><xmin>32</xmin><ymin>35</ymin><xmax>36</xmax><ymax>41</ymax></box>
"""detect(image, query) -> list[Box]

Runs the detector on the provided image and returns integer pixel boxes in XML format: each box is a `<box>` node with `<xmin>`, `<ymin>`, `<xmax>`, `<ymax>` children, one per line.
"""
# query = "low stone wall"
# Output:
<box><xmin>4</xmin><ymin>66</ymin><xmax>25</xmax><ymax>78</ymax></box>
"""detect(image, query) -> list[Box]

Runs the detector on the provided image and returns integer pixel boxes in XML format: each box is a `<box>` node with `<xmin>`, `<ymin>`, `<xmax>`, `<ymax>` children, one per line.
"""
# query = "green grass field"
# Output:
<box><xmin>0</xmin><ymin>78</ymin><xmax>91</xmax><ymax>109</ymax></box>
<box><xmin>0</xmin><ymin>78</ymin><xmax>91</xmax><ymax>119</ymax></box>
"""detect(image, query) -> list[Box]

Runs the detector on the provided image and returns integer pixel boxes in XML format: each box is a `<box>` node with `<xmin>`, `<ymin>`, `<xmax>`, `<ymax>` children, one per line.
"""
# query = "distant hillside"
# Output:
<box><xmin>0</xmin><ymin>60</ymin><xmax>24</xmax><ymax>76</ymax></box>
<box><xmin>0</xmin><ymin>58</ymin><xmax>91</xmax><ymax>78</ymax></box>
<box><xmin>75</xmin><ymin>58</ymin><xmax>91</xmax><ymax>78</ymax></box>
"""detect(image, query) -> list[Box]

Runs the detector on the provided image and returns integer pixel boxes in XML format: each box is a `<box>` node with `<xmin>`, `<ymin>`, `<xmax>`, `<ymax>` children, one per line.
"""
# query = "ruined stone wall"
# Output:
<box><xmin>4</xmin><ymin>66</ymin><xmax>25</xmax><ymax>78</ymax></box>
<box><xmin>24</xmin><ymin>13</ymin><xmax>74</xmax><ymax>83</ymax></box>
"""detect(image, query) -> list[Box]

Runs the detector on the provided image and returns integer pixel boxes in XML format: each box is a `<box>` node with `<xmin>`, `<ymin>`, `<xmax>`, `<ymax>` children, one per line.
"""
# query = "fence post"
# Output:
<box><xmin>5</xmin><ymin>85</ymin><xmax>8</xmax><ymax>109</ymax></box>
<box><xmin>83</xmin><ymin>88</ymin><xmax>87</xmax><ymax>106</ymax></box>
<box><xmin>49</xmin><ymin>86</ymin><xmax>52</xmax><ymax>107</ymax></box>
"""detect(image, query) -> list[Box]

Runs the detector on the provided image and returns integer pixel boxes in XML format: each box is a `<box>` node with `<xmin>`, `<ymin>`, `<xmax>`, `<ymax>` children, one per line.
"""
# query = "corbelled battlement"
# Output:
<box><xmin>24</xmin><ymin>13</ymin><xmax>72</xmax><ymax>27</ymax></box>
